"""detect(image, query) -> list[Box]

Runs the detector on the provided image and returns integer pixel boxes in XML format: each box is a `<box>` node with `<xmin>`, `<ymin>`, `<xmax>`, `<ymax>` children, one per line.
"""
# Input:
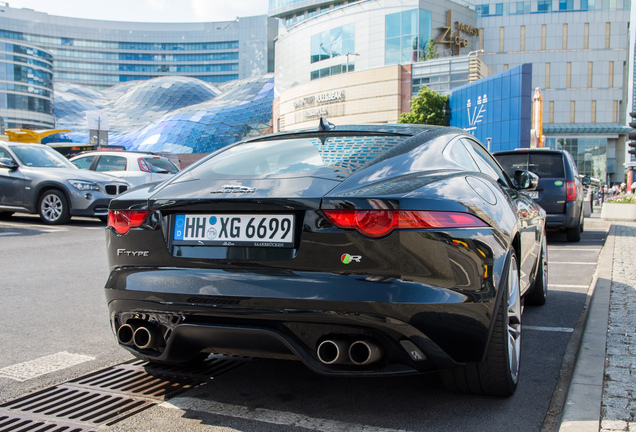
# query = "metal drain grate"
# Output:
<box><xmin>0</xmin><ymin>355</ymin><xmax>246</xmax><ymax>431</ymax></box>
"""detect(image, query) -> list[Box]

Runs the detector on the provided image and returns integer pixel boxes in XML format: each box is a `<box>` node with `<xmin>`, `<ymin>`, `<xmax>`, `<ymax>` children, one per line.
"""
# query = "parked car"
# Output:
<box><xmin>70</xmin><ymin>151</ymin><xmax>179</xmax><ymax>188</ymax></box>
<box><xmin>104</xmin><ymin>122</ymin><xmax>547</xmax><ymax>396</ymax></box>
<box><xmin>0</xmin><ymin>142</ymin><xmax>129</xmax><ymax>224</ymax></box>
<box><xmin>493</xmin><ymin>148</ymin><xmax>589</xmax><ymax>242</ymax></box>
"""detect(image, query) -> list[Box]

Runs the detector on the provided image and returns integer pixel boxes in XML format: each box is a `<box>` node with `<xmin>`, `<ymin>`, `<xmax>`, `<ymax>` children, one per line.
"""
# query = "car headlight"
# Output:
<box><xmin>68</xmin><ymin>180</ymin><xmax>101</xmax><ymax>191</ymax></box>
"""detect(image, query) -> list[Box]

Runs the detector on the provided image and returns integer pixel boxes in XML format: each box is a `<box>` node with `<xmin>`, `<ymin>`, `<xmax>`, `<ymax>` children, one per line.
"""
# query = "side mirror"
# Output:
<box><xmin>0</xmin><ymin>157</ymin><xmax>17</xmax><ymax>170</ymax></box>
<box><xmin>582</xmin><ymin>175</ymin><xmax>591</xmax><ymax>186</ymax></box>
<box><xmin>513</xmin><ymin>169</ymin><xmax>539</xmax><ymax>190</ymax></box>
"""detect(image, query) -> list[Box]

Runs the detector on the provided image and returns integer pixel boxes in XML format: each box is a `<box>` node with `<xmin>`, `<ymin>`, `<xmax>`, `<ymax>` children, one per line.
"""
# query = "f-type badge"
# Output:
<box><xmin>210</xmin><ymin>185</ymin><xmax>256</xmax><ymax>194</ymax></box>
<box><xmin>341</xmin><ymin>253</ymin><xmax>361</xmax><ymax>264</ymax></box>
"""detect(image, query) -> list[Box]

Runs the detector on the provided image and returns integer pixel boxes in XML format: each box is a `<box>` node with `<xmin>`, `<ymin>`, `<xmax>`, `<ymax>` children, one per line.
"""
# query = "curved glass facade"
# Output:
<box><xmin>50</xmin><ymin>75</ymin><xmax>274</xmax><ymax>154</ymax></box>
<box><xmin>0</xmin><ymin>38</ymin><xmax>54</xmax><ymax>129</ymax></box>
<box><xmin>0</xmin><ymin>7</ymin><xmax>276</xmax><ymax>89</ymax></box>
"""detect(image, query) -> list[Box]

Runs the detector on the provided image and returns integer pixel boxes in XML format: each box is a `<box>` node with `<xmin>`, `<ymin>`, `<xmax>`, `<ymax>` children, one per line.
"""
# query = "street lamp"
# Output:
<box><xmin>344</xmin><ymin>52</ymin><xmax>360</xmax><ymax>73</ymax></box>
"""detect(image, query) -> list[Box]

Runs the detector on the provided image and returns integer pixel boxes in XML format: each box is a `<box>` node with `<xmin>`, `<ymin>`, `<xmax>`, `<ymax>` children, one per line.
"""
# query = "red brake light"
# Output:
<box><xmin>138</xmin><ymin>158</ymin><xmax>151</xmax><ymax>172</ymax></box>
<box><xmin>323</xmin><ymin>210</ymin><xmax>488</xmax><ymax>238</ymax></box>
<box><xmin>566</xmin><ymin>180</ymin><xmax>577</xmax><ymax>201</ymax></box>
<box><xmin>108</xmin><ymin>210</ymin><xmax>150</xmax><ymax>235</ymax></box>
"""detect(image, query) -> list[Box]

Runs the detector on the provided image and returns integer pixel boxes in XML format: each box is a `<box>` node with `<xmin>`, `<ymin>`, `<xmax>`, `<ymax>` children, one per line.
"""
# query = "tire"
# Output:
<box><xmin>566</xmin><ymin>216</ymin><xmax>582</xmax><ymax>242</ymax></box>
<box><xmin>526</xmin><ymin>232</ymin><xmax>548</xmax><ymax>306</ymax></box>
<box><xmin>38</xmin><ymin>190</ymin><xmax>71</xmax><ymax>225</ymax></box>
<box><xmin>0</xmin><ymin>211</ymin><xmax>13</xmax><ymax>219</ymax></box>
<box><xmin>441</xmin><ymin>251</ymin><xmax>521</xmax><ymax>396</ymax></box>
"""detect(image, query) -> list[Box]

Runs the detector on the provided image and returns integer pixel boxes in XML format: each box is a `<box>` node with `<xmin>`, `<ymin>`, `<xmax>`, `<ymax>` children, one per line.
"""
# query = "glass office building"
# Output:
<box><xmin>0</xmin><ymin>38</ymin><xmax>54</xmax><ymax>129</ymax></box>
<box><xmin>0</xmin><ymin>5</ymin><xmax>277</xmax><ymax>90</ymax></box>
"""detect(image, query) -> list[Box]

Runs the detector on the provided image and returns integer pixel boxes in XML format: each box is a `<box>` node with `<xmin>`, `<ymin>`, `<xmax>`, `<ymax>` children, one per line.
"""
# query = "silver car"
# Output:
<box><xmin>0</xmin><ymin>142</ymin><xmax>129</xmax><ymax>224</ymax></box>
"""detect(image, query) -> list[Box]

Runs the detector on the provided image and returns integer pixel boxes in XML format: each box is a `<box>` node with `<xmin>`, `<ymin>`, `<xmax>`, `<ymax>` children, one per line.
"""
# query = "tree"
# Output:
<box><xmin>398</xmin><ymin>86</ymin><xmax>449</xmax><ymax>126</ymax></box>
<box><xmin>421</xmin><ymin>38</ymin><xmax>438</xmax><ymax>61</ymax></box>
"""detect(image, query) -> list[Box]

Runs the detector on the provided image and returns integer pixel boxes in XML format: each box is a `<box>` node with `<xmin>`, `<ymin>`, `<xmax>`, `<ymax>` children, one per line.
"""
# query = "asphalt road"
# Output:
<box><xmin>0</xmin><ymin>213</ymin><xmax>608</xmax><ymax>432</ymax></box>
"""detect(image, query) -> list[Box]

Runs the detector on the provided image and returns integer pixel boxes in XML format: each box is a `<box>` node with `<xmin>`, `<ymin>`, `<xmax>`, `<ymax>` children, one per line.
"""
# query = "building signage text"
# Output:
<box><xmin>437</xmin><ymin>11</ymin><xmax>478</xmax><ymax>54</ymax></box>
<box><xmin>293</xmin><ymin>90</ymin><xmax>345</xmax><ymax>110</ymax></box>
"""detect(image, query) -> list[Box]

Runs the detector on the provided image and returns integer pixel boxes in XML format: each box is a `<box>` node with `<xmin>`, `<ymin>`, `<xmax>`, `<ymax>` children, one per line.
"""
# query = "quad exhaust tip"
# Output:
<box><xmin>317</xmin><ymin>338</ymin><xmax>383</xmax><ymax>366</ymax></box>
<box><xmin>117</xmin><ymin>322</ymin><xmax>165</xmax><ymax>350</ymax></box>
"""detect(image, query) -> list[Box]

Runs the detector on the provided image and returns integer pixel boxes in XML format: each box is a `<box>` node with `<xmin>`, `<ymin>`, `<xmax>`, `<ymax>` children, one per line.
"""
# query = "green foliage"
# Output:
<box><xmin>422</xmin><ymin>38</ymin><xmax>438</xmax><ymax>61</ymax></box>
<box><xmin>398</xmin><ymin>86</ymin><xmax>449</xmax><ymax>126</ymax></box>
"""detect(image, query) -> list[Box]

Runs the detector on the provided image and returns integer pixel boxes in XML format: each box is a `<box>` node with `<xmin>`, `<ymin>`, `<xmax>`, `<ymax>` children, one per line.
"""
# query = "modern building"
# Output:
<box><xmin>0</xmin><ymin>37</ymin><xmax>54</xmax><ymax>129</ymax></box>
<box><xmin>0</xmin><ymin>5</ymin><xmax>277</xmax><ymax>90</ymax></box>
<box><xmin>271</xmin><ymin>0</ymin><xmax>631</xmax><ymax>183</ymax></box>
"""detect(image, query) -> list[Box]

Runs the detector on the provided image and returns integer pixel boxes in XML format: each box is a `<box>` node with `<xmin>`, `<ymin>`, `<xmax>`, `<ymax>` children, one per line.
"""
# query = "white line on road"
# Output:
<box><xmin>550</xmin><ymin>284</ymin><xmax>588</xmax><ymax>289</ymax></box>
<box><xmin>524</xmin><ymin>325</ymin><xmax>574</xmax><ymax>333</ymax></box>
<box><xmin>549</xmin><ymin>262</ymin><xmax>598</xmax><ymax>265</ymax></box>
<box><xmin>162</xmin><ymin>397</ymin><xmax>407</xmax><ymax>432</ymax></box>
<box><xmin>547</xmin><ymin>248</ymin><xmax>600</xmax><ymax>251</ymax></box>
<box><xmin>0</xmin><ymin>352</ymin><xmax>95</xmax><ymax>382</ymax></box>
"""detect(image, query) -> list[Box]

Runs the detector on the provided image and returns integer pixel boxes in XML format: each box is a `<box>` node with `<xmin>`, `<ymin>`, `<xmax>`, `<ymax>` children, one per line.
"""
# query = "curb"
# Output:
<box><xmin>556</xmin><ymin>224</ymin><xmax>615</xmax><ymax>432</ymax></box>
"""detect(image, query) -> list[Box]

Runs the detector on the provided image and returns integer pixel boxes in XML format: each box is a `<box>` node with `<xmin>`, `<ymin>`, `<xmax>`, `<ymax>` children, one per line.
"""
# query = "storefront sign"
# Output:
<box><xmin>305</xmin><ymin>108</ymin><xmax>328</xmax><ymax>118</ymax></box>
<box><xmin>294</xmin><ymin>90</ymin><xmax>345</xmax><ymax>110</ymax></box>
<box><xmin>437</xmin><ymin>11</ymin><xmax>478</xmax><ymax>54</ymax></box>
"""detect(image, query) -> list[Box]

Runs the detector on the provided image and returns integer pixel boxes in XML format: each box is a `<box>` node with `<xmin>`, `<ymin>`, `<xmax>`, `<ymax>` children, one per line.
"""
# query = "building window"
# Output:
<box><xmin>609</xmin><ymin>61</ymin><xmax>614</xmax><ymax>87</ymax></box>
<box><xmin>479</xmin><ymin>29</ymin><xmax>484</xmax><ymax>51</ymax></box>
<box><xmin>499</xmin><ymin>27</ymin><xmax>505</xmax><ymax>52</ymax></box>
<box><xmin>559</xmin><ymin>0</ymin><xmax>574</xmax><ymax>10</ymax></box>
<box><xmin>587</xmin><ymin>62</ymin><xmax>593</xmax><ymax>88</ymax></box>
<box><xmin>520</xmin><ymin>26</ymin><xmax>525</xmax><ymax>51</ymax></box>
<box><xmin>545</xmin><ymin>63</ymin><xmax>551</xmax><ymax>88</ymax></box>
<box><xmin>503</xmin><ymin>64</ymin><xmax>509</xmax><ymax>70</ymax></box>
<box><xmin>541</xmin><ymin>25</ymin><xmax>547</xmax><ymax>50</ymax></box>
<box><xmin>308</xmin><ymin>8</ymin><xmax>317</xmax><ymax>18</ymax></box>
<box><xmin>385</xmin><ymin>9</ymin><xmax>432</xmax><ymax>65</ymax></box>
<box><xmin>311</xmin><ymin>24</ymin><xmax>355</xmax><ymax>64</ymax></box>
<box><xmin>549</xmin><ymin>101</ymin><xmax>554</xmax><ymax>123</ymax></box>
<box><xmin>476</xmin><ymin>4</ymin><xmax>490</xmax><ymax>16</ymax></box>
<box><xmin>566</xmin><ymin>62</ymin><xmax>571</xmax><ymax>88</ymax></box>
<box><xmin>613</xmin><ymin>101</ymin><xmax>618</xmax><ymax>123</ymax></box>
<box><xmin>570</xmin><ymin>101</ymin><xmax>575</xmax><ymax>123</ymax></box>
<box><xmin>538</xmin><ymin>0</ymin><xmax>552</xmax><ymax>12</ymax></box>
<box><xmin>591</xmin><ymin>100</ymin><xmax>596</xmax><ymax>123</ymax></box>
<box><xmin>562</xmin><ymin>24</ymin><xmax>568</xmax><ymax>50</ymax></box>
<box><xmin>605</xmin><ymin>23</ymin><xmax>611</xmax><ymax>48</ymax></box>
<box><xmin>581</xmin><ymin>0</ymin><xmax>589</xmax><ymax>10</ymax></box>
<box><xmin>584</xmin><ymin>23</ymin><xmax>589</xmax><ymax>49</ymax></box>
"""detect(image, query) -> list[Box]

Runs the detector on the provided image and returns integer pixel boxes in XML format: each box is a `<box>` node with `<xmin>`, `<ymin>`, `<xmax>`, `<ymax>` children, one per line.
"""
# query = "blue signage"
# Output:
<box><xmin>448</xmin><ymin>64</ymin><xmax>532</xmax><ymax>152</ymax></box>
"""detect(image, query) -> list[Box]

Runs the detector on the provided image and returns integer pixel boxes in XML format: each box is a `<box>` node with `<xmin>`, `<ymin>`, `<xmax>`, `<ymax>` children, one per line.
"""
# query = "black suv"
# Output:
<box><xmin>493</xmin><ymin>148</ymin><xmax>588</xmax><ymax>242</ymax></box>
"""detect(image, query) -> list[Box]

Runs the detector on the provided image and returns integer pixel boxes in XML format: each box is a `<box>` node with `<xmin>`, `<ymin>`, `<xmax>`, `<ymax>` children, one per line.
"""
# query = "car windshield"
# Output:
<box><xmin>189</xmin><ymin>135</ymin><xmax>409</xmax><ymax>178</ymax></box>
<box><xmin>495</xmin><ymin>152</ymin><xmax>565</xmax><ymax>178</ymax></box>
<box><xmin>12</xmin><ymin>145</ymin><xmax>76</xmax><ymax>169</ymax></box>
<box><xmin>141</xmin><ymin>157</ymin><xmax>179</xmax><ymax>174</ymax></box>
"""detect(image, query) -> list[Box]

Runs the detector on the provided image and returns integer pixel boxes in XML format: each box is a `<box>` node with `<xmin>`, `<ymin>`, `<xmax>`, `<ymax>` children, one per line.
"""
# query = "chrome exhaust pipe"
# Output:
<box><xmin>116</xmin><ymin>323</ymin><xmax>138</xmax><ymax>346</ymax></box>
<box><xmin>317</xmin><ymin>339</ymin><xmax>349</xmax><ymax>364</ymax></box>
<box><xmin>349</xmin><ymin>340</ymin><xmax>383</xmax><ymax>365</ymax></box>
<box><xmin>132</xmin><ymin>325</ymin><xmax>164</xmax><ymax>350</ymax></box>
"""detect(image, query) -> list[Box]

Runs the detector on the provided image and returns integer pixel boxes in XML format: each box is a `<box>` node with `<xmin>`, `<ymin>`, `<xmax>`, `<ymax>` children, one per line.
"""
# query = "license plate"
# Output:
<box><xmin>527</xmin><ymin>191</ymin><xmax>539</xmax><ymax>199</ymax></box>
<box><xmin>173</xmin><ymin>214</ymin><xmax>294</xmax><ymax>248</ymax></box>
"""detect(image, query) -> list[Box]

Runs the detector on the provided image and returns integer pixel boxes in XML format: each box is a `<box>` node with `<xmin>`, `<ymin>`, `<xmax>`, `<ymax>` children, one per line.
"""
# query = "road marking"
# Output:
<box><xmin>549</xmin><ymin>262</ymin><xmax>598</xmax><ymax>265</ymax></box>
<box><xmin>550</xmin><ymin>284</ymin><xmax>588</xmax><ymax>289</ymax></box>
<box><xmin>524</xmin><ymin>325</ymin><xmax>574</xmax><ymax>333</ymax></box>
<box><xmin>162</xmin><ymin>397</ymin><xmax>407</xmax><ymax>432</ymax></box>
<box><xmin>547</xmin><ymin>248</ymin><xmax>599</xmax><ymax>251</ymax></box>
<box><xmin>0</xmin><ymin>352</ymin><xmax>95</xmax><ymax>382</ymax></box>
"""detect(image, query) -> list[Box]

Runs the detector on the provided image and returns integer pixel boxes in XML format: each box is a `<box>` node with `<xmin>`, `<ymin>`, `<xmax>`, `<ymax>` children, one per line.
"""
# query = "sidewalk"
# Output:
<box><xmin>559</xmin><ymin>213</ymin><xmax>636</xmax><ymax>431</ymax></box>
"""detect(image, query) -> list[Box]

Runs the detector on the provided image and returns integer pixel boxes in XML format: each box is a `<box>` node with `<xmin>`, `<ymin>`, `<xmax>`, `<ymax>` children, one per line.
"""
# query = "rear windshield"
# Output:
<box><xmin>141</xmin><ymin>157</ymin><xmax>179</xmax><ymax>174</ymax></box>
<box><xmin>495</xmin><ymin>152</ymin><xmax>565</xmax><ymax>178</ymax></box>
<box><xmin>189</xmin><ymin>135</ymin><xmax>409</xmax><ymax>178</ymax></box>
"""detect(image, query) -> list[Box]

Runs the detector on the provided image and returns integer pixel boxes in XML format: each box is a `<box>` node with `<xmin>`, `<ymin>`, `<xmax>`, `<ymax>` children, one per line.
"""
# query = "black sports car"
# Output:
<box><xmin>105</xmin><ymin>122</ymin><xmax>547</xmax><ymax>396</ymax></box>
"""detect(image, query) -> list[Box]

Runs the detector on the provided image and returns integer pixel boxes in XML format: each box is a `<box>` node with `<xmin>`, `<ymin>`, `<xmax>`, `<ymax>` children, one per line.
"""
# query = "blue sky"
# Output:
<box><xmin>5</xmin><ymin>0</ymin><xmax>269</xmax><ymax>22</ymax></box>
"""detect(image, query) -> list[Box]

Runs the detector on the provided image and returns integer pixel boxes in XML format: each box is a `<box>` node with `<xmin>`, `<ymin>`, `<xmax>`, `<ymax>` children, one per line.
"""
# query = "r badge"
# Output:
<box><xmin>341</xmin><ymin>254</ymin><xmax>361</xmax><ymax>264</ymax></box>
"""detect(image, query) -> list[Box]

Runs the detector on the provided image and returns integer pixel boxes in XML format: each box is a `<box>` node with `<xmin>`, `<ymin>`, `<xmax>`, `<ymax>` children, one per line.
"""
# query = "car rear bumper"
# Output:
<box><xmin>105</xmin><ymin>266</ymin><xmax>501</xmax><ymax>376</ymax></box>
<box><xmin>546</xmin><ymin>201</ymin><xmax>581</xmax><ymax>229</ymax></box>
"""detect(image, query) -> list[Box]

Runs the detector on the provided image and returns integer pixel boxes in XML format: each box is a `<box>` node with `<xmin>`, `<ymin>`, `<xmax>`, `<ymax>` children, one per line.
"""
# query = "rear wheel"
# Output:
<box><xmin>566</xmin><ymin>211</ymin><xmax>582</xmax><ymax>242</ymax></box>
<box><xmin>38</xmin><ymin>190</ymin><xmax>71</xmax><ymax>225</ymax></box>
<box><xmin>441</xmin><ymin>251</ymin><xmax>521</xmax><ymax>396</ymax></box>
<box><xmin>526</xmin><ymin>233</ymin><xmax>548</xmax><ymax>306</ymax></box>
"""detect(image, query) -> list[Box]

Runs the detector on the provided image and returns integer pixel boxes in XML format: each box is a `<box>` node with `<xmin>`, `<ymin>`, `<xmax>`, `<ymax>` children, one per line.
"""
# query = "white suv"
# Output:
<box><xmin>70</xmin><ymin>151</ymin><xmax>179</xmax><ymax>188</ymax></box>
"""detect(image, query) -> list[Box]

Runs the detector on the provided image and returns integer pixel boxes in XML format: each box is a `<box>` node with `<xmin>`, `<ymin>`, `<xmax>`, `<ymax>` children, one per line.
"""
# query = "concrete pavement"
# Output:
<box><xmin>559</xmin><ymin>214</ymin><xmax>636</xmax><ymax>431</ymax></box>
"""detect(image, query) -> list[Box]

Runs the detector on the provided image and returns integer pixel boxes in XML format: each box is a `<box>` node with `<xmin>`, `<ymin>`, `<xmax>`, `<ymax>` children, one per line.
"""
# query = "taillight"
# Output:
<box><xmin>107</xmin><ymin>210</ymin><xmax>150</xmax><ymax>235</ymax></box>
<box><xmin>566</xmin><ymin>180</ymin><xmax>577</xmax><ymax>201</ymax></box>
<box><xmin>138</xmin><ymin>158</ymin><xmax>151</xmax><ymax>172</ymax></box>
<box><xmin>322</xmin><ymin>210</ymin><xmax>488</xmax><ymax>238</ymax></box>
